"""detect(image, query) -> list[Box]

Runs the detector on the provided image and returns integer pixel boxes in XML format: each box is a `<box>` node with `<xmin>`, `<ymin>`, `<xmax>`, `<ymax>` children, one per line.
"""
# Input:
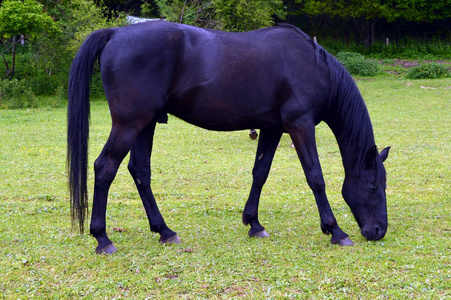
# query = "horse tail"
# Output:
<box><xmin>67</xmin><ymin>28</ymin><xmax>114</xmax><ymax>233</ymax></box>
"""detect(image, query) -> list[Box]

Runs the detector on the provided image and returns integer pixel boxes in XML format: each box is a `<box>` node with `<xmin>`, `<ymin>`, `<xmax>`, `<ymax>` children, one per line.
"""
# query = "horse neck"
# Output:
<box><xmin>326</xmin><ymin>72</ymin><xmax>376</xmax><ymax>175</ymax></box>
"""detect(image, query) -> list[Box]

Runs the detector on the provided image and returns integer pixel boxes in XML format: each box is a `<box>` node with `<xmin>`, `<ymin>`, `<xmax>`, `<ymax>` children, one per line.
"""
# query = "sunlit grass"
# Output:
<box><xmin>0</xmin><ymin>77</ymin><xmax>449</xmax><ymax>298</ymax></box>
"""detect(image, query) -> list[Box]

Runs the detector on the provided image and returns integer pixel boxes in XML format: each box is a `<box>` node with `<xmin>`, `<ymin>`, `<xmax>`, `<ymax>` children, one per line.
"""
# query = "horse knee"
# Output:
<box><xmin>306</xmin><ymin>171</ymin><xmax>325</xmax><ymax>192</ymax></box>
<box><xmin>94</xmin><ymin>158</ymin><xmax>116</xmax><ymax>187</ymax></box>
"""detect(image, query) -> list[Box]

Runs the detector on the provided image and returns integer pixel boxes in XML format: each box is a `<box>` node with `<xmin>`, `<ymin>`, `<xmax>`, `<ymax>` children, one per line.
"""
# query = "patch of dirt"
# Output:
<box><xmin>395</xmin><ymin>60</ymin><xmax>420</xmax><ymax>68</ymax></box>
<box><xmin>384</xmin><ymin>59</ymin><xmax>451</xmax><ymax>68</ymax></box>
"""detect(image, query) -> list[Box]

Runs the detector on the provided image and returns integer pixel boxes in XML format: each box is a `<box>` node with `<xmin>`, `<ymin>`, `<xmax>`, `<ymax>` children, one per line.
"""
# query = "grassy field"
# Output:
<box><xmin>0</xmin><ymin>77</ymin><xmax>450</xmax><ymax>299</ymax></box>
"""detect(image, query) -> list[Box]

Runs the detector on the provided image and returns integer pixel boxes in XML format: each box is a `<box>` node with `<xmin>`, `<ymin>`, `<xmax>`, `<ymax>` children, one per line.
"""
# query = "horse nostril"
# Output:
<box><xmin>374</xmin><ymin>225</ymin><xmax>380</xmax><ymax>236</ymax></box>
<box><xmin>374</xmin><ymin>225</ymin><xmax>386</xmax><ymax>240</ymax></box>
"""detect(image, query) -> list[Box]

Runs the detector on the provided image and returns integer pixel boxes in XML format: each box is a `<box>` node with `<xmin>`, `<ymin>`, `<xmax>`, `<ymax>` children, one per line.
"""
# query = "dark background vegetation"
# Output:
<box><xmin>0</xmin><ymin>0</ymin><xmax>450</xmax><ymax>107</ymax></box>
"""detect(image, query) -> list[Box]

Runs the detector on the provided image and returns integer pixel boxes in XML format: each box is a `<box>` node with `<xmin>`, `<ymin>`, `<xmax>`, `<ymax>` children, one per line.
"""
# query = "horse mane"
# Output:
<box><xmin>266</xmin><ymin>29</ymin><xmax>375</xmax><ymax>170</ymax></box>
<box><xmin>325</xmin><ymin>53</ymin><xmax>375</xmax><ymax>168</ymax></box>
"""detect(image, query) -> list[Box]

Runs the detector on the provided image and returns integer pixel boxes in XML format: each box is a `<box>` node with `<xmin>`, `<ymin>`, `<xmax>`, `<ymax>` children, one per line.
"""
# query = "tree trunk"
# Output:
<box><xmin>357</xmin><ymin>18</ymin><xmax>376</xmax><ymax>47</ymax></box>
<box><xmin>11</xmin><ymin>36</ymin><xmax>16</xmax><ymax>78</ymax></box>
<box><xmin>370</xmin><ymin>18</ymin><xmax>376</xmax><ymax>46</ymax></box>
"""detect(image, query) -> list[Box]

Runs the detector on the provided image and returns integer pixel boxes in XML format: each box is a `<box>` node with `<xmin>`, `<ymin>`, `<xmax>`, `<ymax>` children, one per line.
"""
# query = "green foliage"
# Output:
<box><xmin>59</xmin><ymin>0</ymin><xmax>126</xmax><ymax>54</ymax></box>
<box><xmin>293</xmin><ymin>0</ymin><xmax>451</xmax><ymax>46</ymax></box>
<box><xmin>153</xmin><ymin>0</ymin><xmax>215</xmax><ymax>27</ymax></box>
<box><xmin>0</xmin><ymin>0</ymin><xmax>126</xmax><ymax>96</ymax></box>
<box><xmin>381</xmin><ymin>59</ymin><xmax>395</xmax><ymax>65</ymax></box>
<box><xmin>296</xmin><ymin>0</ymin><xmax>451</xmax><ymax>22</ymax></box>
<box><xmin>406</xmin><ymin>63</ymin><xmax>450</xmax><ymax>79</ymax></box>
<box><xmin>154</xmin><ymin>0</ymin><xmax>286</xmax><ymax>30</ymax></box>
<box><xmin>140</xmin><ymin>2</ymin><xmax>160</xmax><ymax>18</ymax></box>
<box><xmin>4</xmin><ymin>50</ymin><xmax>36</xmax><ymax>79</ymax></box>
<box><xmin>212</xmin><ymin>0</ymin><xmax>286</xmax><ymax>31</ymax></box>
<box><xmin>0</xmin><ymin>0</ymin><xmax>59</xmax><ymax>39</ymax></box>
<box><xmin>0</xmin><ymin>0</ymin><xmax>61</xmax><ymax>79</ymax></box>
<box><xmin>0</xmin><ymin>78</ymin><xmax>35</xmax><ymax>108</ymax></box>
<box><xmin>37</xmin><ymin>0</ymin><xmax>126</xmax><ymax>95</ymax></box>
<box><xmin>335</xmin><ymin>52</ymin><xmax>381</xmax><ymax>76</ymax></box>
<box><xmin>384</xmin><ymin>0</ymin><xmax>451</xmax><ymax>22</ymax></box>
<box><xmin>320</xmin><ymin>36</ymin><xmax>451</xmax><ymax>60</ymax></box>
<box><xmin>29</xmin><ymin>73</ymin><xmax>64</xmax><ymax>96</ymax></box>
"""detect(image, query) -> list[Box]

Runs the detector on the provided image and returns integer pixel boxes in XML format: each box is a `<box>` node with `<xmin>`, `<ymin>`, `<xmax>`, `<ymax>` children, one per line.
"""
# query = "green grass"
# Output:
<box><xmin>0</xmin><ymin>77</ymin><xmax>450</xmax><ymax>298</ymax></box>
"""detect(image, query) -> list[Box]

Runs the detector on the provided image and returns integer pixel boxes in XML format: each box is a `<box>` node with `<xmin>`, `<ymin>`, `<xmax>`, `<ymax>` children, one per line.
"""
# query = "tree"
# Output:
<box><xmin>293</xmin><ymin>0</ymin><xmax>388</xmax><ymax>46</ymax></box>
<box><xmin>292</xmin><ymin>0</ymin><xmax>451</xmax><ymax>46</ymax></box>
<box><xmin>38</xmin><ymin>0</ymin><xmax>126</xmax><ymax>94</ymax></box>
<box><xmin>153</xmin><ymin>0</ymin><xmax>216</xmax><ymax>28</ymax></box>
<box><xmin>0</xmin><ymin>0</ymin><xmax>59</xmax><ymax>79</ymax></box>
<box><xmin>154</xmin><ymin>0</ymin><xmax>286</xmax><ymax>31</ymax></box>
<box><xmin>383</xmin><ymin>0</ymin><xmax>451</xmax><ymax>22</ymax></box>
<box><xmin>212</xmin><ymin>0</ymin><xmax>286</xmax><ymax>31</ymax></box>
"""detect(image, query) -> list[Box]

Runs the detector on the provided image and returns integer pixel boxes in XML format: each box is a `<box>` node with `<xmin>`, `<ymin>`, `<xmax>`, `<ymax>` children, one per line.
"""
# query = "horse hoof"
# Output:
<box><xmin>160</xmin><ymin>234</ymin><xmax>181</xmax><ymax>245</ymax></box>
<box><xmin>95</xmin><ymin>243</ymin><xmax>118</xmax><ymax>254</ymax></box>
<box><xmin>333</xmin><ymin>237</ymin><xmax>354</xmax><ymax>246</ymax></box>
<box><xmin>249</xmin><ymin>230</ymin><xmax>270</xmax><ymax>238</ymax></box>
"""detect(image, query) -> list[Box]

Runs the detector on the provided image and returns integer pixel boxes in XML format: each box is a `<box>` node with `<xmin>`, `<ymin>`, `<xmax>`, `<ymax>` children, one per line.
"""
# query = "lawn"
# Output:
<box><xmin>0</xmin><ymin>77</ymin><xmax>450</xmax><ymax>298</ymax></box>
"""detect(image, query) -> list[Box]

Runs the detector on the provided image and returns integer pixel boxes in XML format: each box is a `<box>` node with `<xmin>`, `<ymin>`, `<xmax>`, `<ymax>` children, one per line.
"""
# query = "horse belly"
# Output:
<box><xmin>167</xmin><ymin>82</ymin><xmax>281</xmax><ymax>131</ymax></box>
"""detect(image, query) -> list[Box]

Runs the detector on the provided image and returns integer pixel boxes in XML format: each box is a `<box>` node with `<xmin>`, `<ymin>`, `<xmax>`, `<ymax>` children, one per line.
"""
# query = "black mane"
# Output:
<box><xmin>324</xmin><ymin>52</ymin><xmax>375</xmax><ymax>170</ymax></box>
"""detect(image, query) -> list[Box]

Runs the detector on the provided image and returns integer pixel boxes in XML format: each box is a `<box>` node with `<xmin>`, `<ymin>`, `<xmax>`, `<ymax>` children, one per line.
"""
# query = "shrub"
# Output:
<box><xmin>0</xmin><ymin>78</ymin><xmax>35</xmax><ymax>108</ymax></box>
<box><xmin>335</xmin><ymin>52</ymin><xmax>381</xmax><ymax>76</ymax></box>
<box><xmin>381</xmin><ymin>59</ymin><xmax>395</xmax><ymax>65</ymax></box>
<box><xmin>29</xmin><ymin>74</ymin><xmax>61</xmax><ymax>95</ymax></box>
<box><xmin>406</xmin><ymin>63</ymin><xmax>450</xmax><ymax>79</ymax></box>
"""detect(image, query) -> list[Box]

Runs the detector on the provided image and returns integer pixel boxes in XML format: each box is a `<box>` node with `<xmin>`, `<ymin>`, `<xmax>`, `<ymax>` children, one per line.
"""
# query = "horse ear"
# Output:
<box><xmin>365</xmin><ymin>145</ymin><xmax>378</xmax><ymax>167</ymax></box>
<box><xmin>379</xmin><ymin>147</ymin><xmax>390</xmax><ymax>162</ymax></box>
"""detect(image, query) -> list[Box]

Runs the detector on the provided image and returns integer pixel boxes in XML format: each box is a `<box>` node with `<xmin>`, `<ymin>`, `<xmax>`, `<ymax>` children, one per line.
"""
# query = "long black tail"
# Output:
<box><xmin>67</xmin><ymin>28</ymin><xmax>114</xmax><ymax>233</ymax></box>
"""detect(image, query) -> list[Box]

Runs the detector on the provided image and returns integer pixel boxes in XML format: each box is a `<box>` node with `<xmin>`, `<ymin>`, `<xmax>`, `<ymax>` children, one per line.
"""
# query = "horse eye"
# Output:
<box><xmin>367</xmin><ymin>185</ymin><xmax>377</xmax><ymax>192</ymax></box>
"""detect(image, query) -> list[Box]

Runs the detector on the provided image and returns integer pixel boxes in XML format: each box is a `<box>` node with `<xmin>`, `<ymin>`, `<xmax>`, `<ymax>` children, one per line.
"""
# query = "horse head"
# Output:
<box><xmin>342</xmin><ymin>146</ymin><xmax>390</xmax><ymax>241</ymax></box>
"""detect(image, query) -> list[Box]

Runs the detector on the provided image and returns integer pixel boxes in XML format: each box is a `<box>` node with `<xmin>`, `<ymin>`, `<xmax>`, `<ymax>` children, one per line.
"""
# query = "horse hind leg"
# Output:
<box><xmin>127</xmin><ymin>121</ymin><xmax>180</xmax><ymax>245</ymax></box>
<box><xmin>90</xmin><ymin>122</ymin><xmax>149</xmax><ymax>254</ymax></box>
<box><xmin>243</xmin><ymin>129</ymin><xmax>282</xmax><ymax>238</ymax></box>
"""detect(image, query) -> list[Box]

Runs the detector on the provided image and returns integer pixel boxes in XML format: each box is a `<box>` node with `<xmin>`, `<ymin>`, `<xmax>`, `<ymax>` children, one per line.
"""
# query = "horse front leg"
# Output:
<box><xmin>128</xmin><ymin>122</ymin><xmax>180</xmax><ymax>245</ymax></box>
<box><xmin>243</xmin><ymin>129</ymin><xmax>282</xmax><ymax>237</ymax></box>
<box><xmin>287</xmin><ymin>118</ymin><xmax>353</xmax><ymax>246</ymax></box>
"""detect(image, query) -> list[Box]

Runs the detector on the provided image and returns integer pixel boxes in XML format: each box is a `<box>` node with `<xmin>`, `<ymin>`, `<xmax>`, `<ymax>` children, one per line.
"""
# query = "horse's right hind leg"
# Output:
<box><xmin>128</xmin><ymin>121</ymin><xmax>180</xmax><ymax>245</ymax></box>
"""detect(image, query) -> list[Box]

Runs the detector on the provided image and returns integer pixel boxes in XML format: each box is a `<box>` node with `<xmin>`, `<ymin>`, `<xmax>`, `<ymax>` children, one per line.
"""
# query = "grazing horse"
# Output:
<box><xmin>67</xmin><ymin>21</ymin><xmax>390</xmax><ymax>254</ymax></box>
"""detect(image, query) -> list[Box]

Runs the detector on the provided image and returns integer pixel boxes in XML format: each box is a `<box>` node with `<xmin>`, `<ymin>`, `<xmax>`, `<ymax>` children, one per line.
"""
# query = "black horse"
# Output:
<box><xmin>68</xmin><ymin>22</ymin><xmax>390</xmax><ymax>254</ymax></box>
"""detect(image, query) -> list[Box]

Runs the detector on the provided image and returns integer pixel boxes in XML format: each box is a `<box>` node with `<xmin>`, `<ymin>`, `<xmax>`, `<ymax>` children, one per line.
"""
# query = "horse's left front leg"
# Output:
<box><xmin>287</xmin><ymin>117</ymin><xmax>353</xmax><ymax>246</ymax></box>
<box><xmin>243</xmin><ymin>129</ymin><xmax>282</xmax><ymax>237</ymax></box>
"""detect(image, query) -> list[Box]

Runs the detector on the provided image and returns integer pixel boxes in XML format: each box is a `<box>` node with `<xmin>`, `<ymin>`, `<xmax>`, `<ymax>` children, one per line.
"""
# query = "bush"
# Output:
<box><xmin>321</xmin><ymin>37</ymin><xmax>451</xmax><ymax>60</ymax></box>
<box><xmin>406</xmin><ymin>63</ymin><xmax>450</xmax><ymax>79</ymax></box>
<box><xmin>0</xmin><ymin>79</ymin><xmax>35</xmax><ymax>108</ymax></box>
<box><xmin>381</xmin><ymin>59</ymin><xmax>395</xmax><ymax>65</ymax></box>
<box><xmin>28</xmin><ymin>74</ymin><xmax>61</xmax><ymax>95</ymax></box>
<box><xmin>335</xmin><ymin>52</ymin><xmax>381</xmax><ymax>76</ymax></box>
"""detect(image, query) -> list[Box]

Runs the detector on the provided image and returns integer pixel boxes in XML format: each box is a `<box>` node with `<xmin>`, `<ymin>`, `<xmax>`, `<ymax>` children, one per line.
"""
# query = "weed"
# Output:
<box><xmin>406</xmin><ymin>63</ymin><xmax>450</xmax><ymax>79</ymax></box>
<box><xmin>336</xmin><ymin>52</ymin><xmax>381</xmax><ymax>76</ymax></box>
<box><xmin>0</xmin><ymin>78</ymin><xmax>35</xmax><ymax>108</ymax></box>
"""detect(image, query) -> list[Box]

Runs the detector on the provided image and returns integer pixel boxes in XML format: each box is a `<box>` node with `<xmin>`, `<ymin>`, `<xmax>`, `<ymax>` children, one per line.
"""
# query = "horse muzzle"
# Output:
<box><xmin>361</xmin><ymin>224</ymin><xmax>387</xmax><ymax>241</ymax></box>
